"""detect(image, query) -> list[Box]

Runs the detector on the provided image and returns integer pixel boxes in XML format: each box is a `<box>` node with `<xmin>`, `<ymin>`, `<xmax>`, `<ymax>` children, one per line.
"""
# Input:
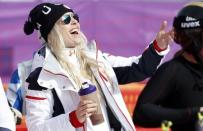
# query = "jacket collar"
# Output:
<box><xmin>43</xmin><ymin>47</ymin><xmax>66</xmax><ymax>75</ymax></box>
<box><xmin>38</xmin><ymin>42</ymin><xmax>98</xmax><ymax>90</ymax></box>
<box><xmin>43</xmin><ymin>41</ymin><xmax>98</xmax><ymax>74</ymax></box>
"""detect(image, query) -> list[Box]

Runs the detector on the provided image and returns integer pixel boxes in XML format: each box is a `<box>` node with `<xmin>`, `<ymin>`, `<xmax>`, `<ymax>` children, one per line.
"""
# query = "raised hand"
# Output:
<box><xmin>156</xmin><ymin>21</ymin><xmax>174</xmax><ymax>50</ymax></box>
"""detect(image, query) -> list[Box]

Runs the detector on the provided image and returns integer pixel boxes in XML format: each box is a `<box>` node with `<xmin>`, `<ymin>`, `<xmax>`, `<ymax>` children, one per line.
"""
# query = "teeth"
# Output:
<box><xmin>70</xmin><ymin>28</ymin><xmax>79</xmax><ymax>34</ymax></box>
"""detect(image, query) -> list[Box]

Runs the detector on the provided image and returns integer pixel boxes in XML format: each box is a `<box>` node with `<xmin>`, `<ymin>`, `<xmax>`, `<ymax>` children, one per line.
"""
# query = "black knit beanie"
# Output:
<box><xmin>24</xmin><ymin>3</ymin><xmax>73</xmax><ymax>42</ymax></box>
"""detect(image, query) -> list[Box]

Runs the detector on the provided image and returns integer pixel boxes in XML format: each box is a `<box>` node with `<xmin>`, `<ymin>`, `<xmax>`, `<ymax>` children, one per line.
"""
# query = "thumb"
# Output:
<box><xmin>160</xmin><ymin>21</ymin><xmax>167</xmax><ymax>31</ymax></box>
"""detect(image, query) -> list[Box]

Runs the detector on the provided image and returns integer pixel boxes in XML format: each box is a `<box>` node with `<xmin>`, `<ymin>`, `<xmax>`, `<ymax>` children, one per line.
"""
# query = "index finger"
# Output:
<box><xmin>160</xmin><ymin>21</ymin><xmax>167</xmax><ymax>31</ymax></box>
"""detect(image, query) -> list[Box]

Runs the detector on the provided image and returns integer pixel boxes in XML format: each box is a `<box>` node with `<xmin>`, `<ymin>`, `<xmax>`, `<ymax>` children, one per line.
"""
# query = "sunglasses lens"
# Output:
<box><xmin>73</xmin><ymin>14</ymin><xmax>79</xmax><ymax>22</ymax></box>
<box><xmin>62</xmin><ymin>15</ymin><xmax>71</xmax><ymax>24</ymax></box>
<box><xmin>62</xmin><ymin>14</ymin><xmax>79</xmax><ymax>24</ymax></box>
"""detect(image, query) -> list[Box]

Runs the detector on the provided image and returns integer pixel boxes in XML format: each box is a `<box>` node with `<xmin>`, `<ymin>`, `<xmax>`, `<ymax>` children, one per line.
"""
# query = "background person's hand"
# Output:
<box><xmin>156</xmin><ymin>21</ymin><xmax>174</xmax><ymax>50</ymax></box>
<box><xmin>10</xmin><ymin>107</ymin><xmax>22</xmax><ymax>125</ymax></box>
<box><xmin>75</xmin><ymin>100</ymin><xmax>98</xmax><ymax>123</ymax></box>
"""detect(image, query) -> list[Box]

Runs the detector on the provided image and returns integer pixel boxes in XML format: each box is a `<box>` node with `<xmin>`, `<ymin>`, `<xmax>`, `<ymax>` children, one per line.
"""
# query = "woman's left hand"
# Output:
<box><xmin>155</xmin><ymin>21</ymin><xmax>174</xmax><ymax>50</ymax></box>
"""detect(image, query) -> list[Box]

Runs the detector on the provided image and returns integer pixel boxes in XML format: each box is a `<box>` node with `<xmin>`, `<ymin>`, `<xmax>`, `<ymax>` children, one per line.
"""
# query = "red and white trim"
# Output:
<box><xmin>153</xmin><ymin>39</ymin><xmax>167</xmax><ymax>52</ymax></box>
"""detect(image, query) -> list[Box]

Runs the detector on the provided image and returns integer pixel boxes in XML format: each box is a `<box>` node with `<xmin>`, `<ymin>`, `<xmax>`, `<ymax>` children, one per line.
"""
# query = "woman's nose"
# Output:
<box><xmin>70</xmin><ymin>17</ymin><xmax>78</xmax><ymax>25</ymax></box>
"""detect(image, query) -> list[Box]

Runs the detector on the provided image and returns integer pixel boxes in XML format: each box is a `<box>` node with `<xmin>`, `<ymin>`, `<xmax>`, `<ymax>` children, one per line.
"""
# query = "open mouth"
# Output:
<box><xmin>70</xmin><ymin>29</ymin><xmax>79</xmax><ymax>35</ymax></box>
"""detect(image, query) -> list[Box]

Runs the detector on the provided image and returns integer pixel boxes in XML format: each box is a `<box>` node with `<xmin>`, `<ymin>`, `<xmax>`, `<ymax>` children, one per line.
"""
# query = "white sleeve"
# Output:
<box><xmin>102</xmin><ymin>43</ymin><xmax>170</xmax><ymax>68</ymax></box>
<box><xmin>0</xmin><ymin>78</ymin><xmax>15</xmax><ymax>131</ymax></box>
<box><xmin>102</xmin><ymin>52</ymin><xmax>141</xmax><ymax>67</ymax></box>
<box><xmin>25</xmin><ymin>89</ymin><xmax>77</xmax><ymax>131</ymax></box>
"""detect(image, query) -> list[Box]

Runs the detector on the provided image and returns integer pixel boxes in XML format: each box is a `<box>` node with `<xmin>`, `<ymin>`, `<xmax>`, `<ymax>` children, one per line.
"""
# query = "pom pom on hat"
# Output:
<box><xmin>24</xmin><ymin>21</ymin><xmax>35</xmax><ymax>35</ymax></box>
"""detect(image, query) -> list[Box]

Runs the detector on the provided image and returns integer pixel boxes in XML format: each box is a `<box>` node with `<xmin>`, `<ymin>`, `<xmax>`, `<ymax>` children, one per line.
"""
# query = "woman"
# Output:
<box><xmin>133</xmin><ymin>2</ymin><xmax>203</xmax><ymax>131</ymax></box>
<box><xmin>24</xmin><ymin>2</ymin><xmax>172</xmax><ymax>131</ymax></box>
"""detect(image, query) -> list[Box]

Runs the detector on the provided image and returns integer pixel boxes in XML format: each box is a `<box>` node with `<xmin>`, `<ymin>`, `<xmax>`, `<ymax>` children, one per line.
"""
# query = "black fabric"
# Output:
<box><xmin>173</xmin><ymin>16</ymin><xmax>203</xmax><ymax>29</ymax></box>
<box><xmin>0</xmin><ymin>127</ymin><xmax>12</xmax><ymax>131</ymax></box>
<box><xmin>133</xmin><ymin>55</ymin><xmax>203</xmax><ymax>131</ymax></box>
<box><xmin>37</xmin><ymin>45</ymin><xmax>46</xmax><ymax>58</ymax></box>
<box><xmin>113</xmin><ymin>44</ymin><xmax>162</xmax><ymax>84</ymax></box>
<box><xmin>173</xmin><ymin>4</ymin><xmax>203</xmax><ymax>30</ymax></box>
<box><xmin>24</xmin><ymin>3</ymin><xmax>73</xmax><ymax>41</ymax></box>
<box><xmin>177</xmin><ymin>5</ymin><xmax>203</xmax><ymax>20</ymax></box>
<box><xmin>26</xmin><ymin>67</ymin><xmax>47</xmax><ymax>91</ymax></box>
<box><xmin>51</xmin><ymin>89</ymin><xmax>65</xmax><ymax>117</ymax></box>
<box><xmin>105</xmin><ymin>100</ymin><xmax>122</xmax><ymax>131</ymax></box>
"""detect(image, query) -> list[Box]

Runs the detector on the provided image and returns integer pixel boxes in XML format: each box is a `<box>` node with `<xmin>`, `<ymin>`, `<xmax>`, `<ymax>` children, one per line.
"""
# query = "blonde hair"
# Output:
<box><xmin>47</xmin><ymin>24</ymin><xmax>99</xmax><ymax>88</ymax></box>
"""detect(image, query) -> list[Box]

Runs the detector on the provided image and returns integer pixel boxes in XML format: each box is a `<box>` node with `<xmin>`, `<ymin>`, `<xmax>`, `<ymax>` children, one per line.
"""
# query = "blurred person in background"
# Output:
<box><xmin>6</xmin><ymin>44</ymin><xmax>45</xmax><ymax>125</ymax></box>
<box><xmin>6</xmin><ymin>60</ymin><xmax>32</xmax><ymax>125</ymax></box>
<box><xmin>23</xmin><ymin>2</ymin><xmax>173</xmax><ymax>131</ymax></box>
<box><xmin>0</xmin><ymin>78</ymin><xmax>15</xmax><ymax>131</ymax></box>
<box><xmin>133</xmin><ymin>2</ymin><xmax>203</xmax><ymax>131</ymax></box>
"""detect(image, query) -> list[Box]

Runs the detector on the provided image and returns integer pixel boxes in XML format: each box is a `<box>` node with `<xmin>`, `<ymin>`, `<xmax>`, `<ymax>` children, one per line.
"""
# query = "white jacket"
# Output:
<box><xmin>0</xmin><ymin>78</ymin><xmax>15</xmax><ymax>131</ymax></box>
<box><xmin>25</xmin><ymin>42</ymin><xmax>169</xmax><ymax>131</ymax></box>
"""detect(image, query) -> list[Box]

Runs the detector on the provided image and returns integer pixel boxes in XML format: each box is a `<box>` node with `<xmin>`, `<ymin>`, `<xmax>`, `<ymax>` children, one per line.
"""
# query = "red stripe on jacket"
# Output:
<box><xmin>26</xmin><ymin>95</ymin><xmax>47</xmax><ymax>100</ymax></box>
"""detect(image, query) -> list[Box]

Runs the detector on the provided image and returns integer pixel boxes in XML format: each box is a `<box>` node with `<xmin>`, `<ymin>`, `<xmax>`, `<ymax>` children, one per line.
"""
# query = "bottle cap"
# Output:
<box><xmin>78</xmin><ymin>82</ymin><xmax>96</xmax><ymax>96</ymax></box>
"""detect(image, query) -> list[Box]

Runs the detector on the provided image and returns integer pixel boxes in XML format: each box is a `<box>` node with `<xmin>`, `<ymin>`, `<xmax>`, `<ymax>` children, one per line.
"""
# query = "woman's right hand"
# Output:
<box><xmin>75</xmin><ymin>100</ymin><xmax>98</xmax><ymax>123</ymax></box>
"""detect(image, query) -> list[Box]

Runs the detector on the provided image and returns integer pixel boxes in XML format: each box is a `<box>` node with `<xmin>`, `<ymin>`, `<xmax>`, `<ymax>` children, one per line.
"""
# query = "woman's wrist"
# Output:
<box><xmin>69</xmin><ymin>110</ymin><xmax>84</xmax><ymax>128</ymax></box>
<box><xmin>153</xmin><ymin>39</ymin><xmax>167</xmax><ymax>52</ymax></box>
